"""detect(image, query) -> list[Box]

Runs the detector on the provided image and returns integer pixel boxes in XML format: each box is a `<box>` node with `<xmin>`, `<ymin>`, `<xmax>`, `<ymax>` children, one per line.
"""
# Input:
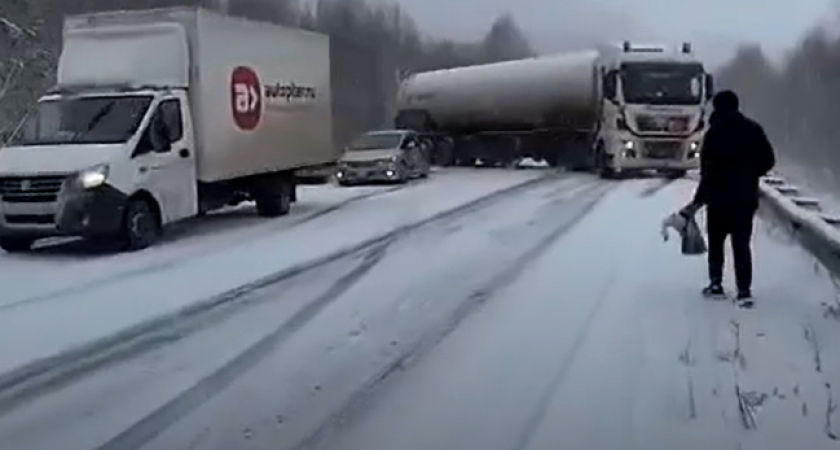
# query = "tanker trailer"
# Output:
<box><xmin>395</xmin><ymin>41</ymin><xmax>714</xmax><ymax>178</ymax></box>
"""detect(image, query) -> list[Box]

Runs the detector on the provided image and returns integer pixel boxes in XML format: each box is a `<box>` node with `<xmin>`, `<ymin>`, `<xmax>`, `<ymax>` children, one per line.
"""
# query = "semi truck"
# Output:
<box><xmin>395</xmin><ymin>41</ymin><xmax>714</xmax><ymax>178</ymax></box>
<box><xmin>0</xmin><ymin>7</ymin><xmax>334</xmax><ymax>252</ymax></box>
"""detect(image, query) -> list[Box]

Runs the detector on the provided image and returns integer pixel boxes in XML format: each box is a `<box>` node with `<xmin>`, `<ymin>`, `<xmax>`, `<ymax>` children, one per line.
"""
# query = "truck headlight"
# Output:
<box><xmin>690</xmin><ymin>141</ymin><xmax>699</xmax><ymax>151</ymax></box>
<box><xmin>77</xmin><ymin>164</ymin><xmax>109</xmax><ymax>189</ymax></box>
<box><xmin>622</xmin><ymin>140</ymin><xmax>634</xmax><ymax>150</ymax></box>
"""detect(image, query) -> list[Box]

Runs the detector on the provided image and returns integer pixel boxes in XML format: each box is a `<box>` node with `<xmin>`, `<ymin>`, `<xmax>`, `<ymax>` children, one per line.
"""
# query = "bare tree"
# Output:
<box><xmin>0</xmin><ymin>0</ymin><xmax>535</xmax><ymax>136</ymax></box>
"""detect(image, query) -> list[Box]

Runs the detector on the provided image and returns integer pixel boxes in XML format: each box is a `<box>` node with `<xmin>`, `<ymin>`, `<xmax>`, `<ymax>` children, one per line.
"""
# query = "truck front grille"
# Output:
<box><xmin>636</xmin><ymin>115</ymin><xmax>690</xmax><ymax>133</ymax></box>
<box><xmin>345</xmin><ymin>160</ymin><xmax>380</xmax><ymax>168</ymax></box>
<box><xmin>644</xmin><ymin>141</ymin><xmax>682</xmax><ymax>159</ymax></box>
<box><xmin>4</xmin><ymin>214</ymin><xmax>54</xmax><ymax>224</ymax></box>
<box><xmin>0</xmin><ymin>176</ymin><xmax>66</xmax><ymax>203</ymax></box>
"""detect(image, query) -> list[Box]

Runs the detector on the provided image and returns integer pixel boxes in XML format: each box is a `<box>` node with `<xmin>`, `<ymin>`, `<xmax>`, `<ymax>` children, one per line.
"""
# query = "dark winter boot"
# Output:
<box><xmin>736</xmin><ymin>289</ymin><xmax>754</xmax><ymax>308</ymax></box>
<box><xmin>702</xmin><ymin>283</ymin><xmax>725</xmax><ymax>298</ymax></box>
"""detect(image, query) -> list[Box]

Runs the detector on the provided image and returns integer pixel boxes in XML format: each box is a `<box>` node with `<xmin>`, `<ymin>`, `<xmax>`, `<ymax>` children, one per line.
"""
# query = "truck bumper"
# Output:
<box><xmin>0</xmin><ymin>182</ymin><xmax>127</xmax><ymax>241</ymax></box>
<box><xmin>608</xmin><ymin>138</ymin><xmax>701</xmax><ymax>172</ymax></box>
<box><xmin>335</xmin><ymin>165</ymin><xmax>403</xmax><ymax>183</ymax></box>
<box><xmin>613</xmin><ymin>156</ymin><xmax>699</xmax><ymax>171</ymax></box>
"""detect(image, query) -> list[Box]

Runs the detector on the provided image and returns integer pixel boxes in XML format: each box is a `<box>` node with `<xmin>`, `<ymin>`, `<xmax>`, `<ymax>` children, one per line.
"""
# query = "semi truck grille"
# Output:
<box><xmin>636</xmin><ymin>115</ymin><xmax>690</xmax><ymax>133</ymax></box>
<box><xmin>345</xmin><ymin>160</ymin><xmax>379</xmax><ymax>168</ymax></box>
<box><xmin>4</xmin><ymin>214</ymin><xmax>54</xmax><ymax>224</ymax></box>
<box><xmin>0</xmin><ymin>176</ymin><xmax>66</xmax><ymax>203</ymax></box>
<box><xmin>644</xmin><ymin>141</ymin><xmax>682</xmax><ymax>159</ymax></box>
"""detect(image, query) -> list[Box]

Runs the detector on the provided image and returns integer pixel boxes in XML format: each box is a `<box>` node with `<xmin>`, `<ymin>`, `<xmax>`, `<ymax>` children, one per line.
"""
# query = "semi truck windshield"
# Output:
<box><xmin>14</xmin><ymin>95</ymin><xmax>153</xmax><ymax>146</ymax></box>
<box><xmin>620</xmin><ymin>62</ymin><xmax>704</xmax><ymax>106</ymax></box>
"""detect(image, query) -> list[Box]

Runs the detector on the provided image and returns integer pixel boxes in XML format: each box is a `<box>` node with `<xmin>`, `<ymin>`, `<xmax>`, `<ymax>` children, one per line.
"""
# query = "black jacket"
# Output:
<box><xmin>693</xmin><ymin>110</ymin><xmax>776</xmax><ymax>211</ymax></box>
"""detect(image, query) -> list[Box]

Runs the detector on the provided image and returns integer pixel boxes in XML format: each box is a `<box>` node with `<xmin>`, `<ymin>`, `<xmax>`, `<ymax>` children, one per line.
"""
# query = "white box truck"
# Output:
<box><xmin>0</xmin><ymin>7</ymin><xmax>335</xmax><ymax>252</ymax></box>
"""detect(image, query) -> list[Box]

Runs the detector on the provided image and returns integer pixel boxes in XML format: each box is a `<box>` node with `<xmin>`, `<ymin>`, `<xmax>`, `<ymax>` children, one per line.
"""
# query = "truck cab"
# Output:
<box><xmin>0</xmin><ymin>86</ymin><xmax>197</xmax><ymax>252</ymax></box>
<box><xmin>594</xmin><ymin>41</ymin><xmax>713</xmax><ymax>178</ymax></box>
<box><xmin>0</xmin><ymin>8</ymin><xmax>334</xmax><ymax>253</ymax></box>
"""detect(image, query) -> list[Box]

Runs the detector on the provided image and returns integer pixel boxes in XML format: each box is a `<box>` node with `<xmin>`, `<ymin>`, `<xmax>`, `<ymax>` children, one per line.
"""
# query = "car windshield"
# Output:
<box><xmin>11</xmin><ymin>95</ymin><xmax>153</xmax><ymax>146</ymax></box>
<box><xmin>348</xmin><ymin>133</ymin><xmax>404</xmax><ymax>151</ymax></box>
<box><xmin>620</xmin><ymin>62</ymin><xmax>704</xmax><ymax>106</ymax></box>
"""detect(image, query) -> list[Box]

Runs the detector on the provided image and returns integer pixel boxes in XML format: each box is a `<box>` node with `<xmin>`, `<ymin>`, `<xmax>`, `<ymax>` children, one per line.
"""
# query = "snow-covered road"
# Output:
<box><xmin>0</xmin><ymin>169</ymin><xmax>838</xmax><ymax>450</ymax></box>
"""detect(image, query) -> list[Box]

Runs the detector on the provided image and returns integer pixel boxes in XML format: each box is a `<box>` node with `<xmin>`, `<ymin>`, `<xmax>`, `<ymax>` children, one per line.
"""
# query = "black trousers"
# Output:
<box><xmin>706</xmin><ymin>205</ymin><xmax>756</xmax><ymax>290</ymax></box>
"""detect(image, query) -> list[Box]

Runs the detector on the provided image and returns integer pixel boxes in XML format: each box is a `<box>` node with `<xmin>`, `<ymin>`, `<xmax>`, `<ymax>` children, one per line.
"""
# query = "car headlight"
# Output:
<box><xmin>77</xmin><ymin>164</ymin><xmax>109</xmax><ymax>189</ymax></box>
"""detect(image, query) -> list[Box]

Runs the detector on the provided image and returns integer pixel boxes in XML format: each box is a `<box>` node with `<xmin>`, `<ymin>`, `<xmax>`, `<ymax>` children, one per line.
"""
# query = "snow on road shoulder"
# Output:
<box><xmin>0</xmin><ymin>169</ymin><xmax>551</xmax><ymax>379</ymax></box>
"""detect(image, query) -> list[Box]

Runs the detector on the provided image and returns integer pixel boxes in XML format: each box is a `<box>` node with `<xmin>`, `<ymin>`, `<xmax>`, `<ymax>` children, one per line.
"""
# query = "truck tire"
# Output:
<box><xmin>0</xmin><ymin>237</ymin><xmax>34</xmax><ymax>253</ymax></box>
<box><xmin>255</xmin><ymin>180</ymin><xmax>292</xmax><ymax>217</ymax></box>
<box><xmin>595</xmin><ymin>144</ymin><xmax>615</xmax><ymax>179</ymax></box>
<box><xmin>121</xmin><ymin>198</ymin><xmax>159</xmax><ymax>251</ymax></box>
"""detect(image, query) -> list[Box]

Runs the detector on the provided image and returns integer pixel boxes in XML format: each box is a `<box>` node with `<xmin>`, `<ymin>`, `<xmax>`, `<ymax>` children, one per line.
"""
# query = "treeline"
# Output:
<box><xmin>0</xmin><ymin>0</ymin><xmax>534</xmax><ymax>131</ymax></box>
<box><xmin>716</xmin><ymin>25</ymin><xmax>840</xmax><ymax>189</ymax></box>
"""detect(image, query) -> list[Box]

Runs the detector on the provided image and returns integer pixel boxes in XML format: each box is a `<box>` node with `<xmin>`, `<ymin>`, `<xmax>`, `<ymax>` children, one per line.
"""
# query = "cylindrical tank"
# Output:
<box><xmin>396</xmin><ymin>51</ymin><xmax>600</xmax><ymax>133</ymax></box>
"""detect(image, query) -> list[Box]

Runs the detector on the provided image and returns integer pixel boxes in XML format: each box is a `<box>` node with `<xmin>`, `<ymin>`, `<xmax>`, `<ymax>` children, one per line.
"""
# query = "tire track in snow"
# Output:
<box><xmin>290</xmin><ymin>181</ymin><xmax>616</xmax><ymax>450</ymax></box>
<box><xmin>93</xmin><ymin>243</ymin><xmax>391</xmax><ymax>450</ymax></box>
<box><xmin>0</xmin><ymin>184</ymin><xmax>409</xmax><ymax>314</ymax></box>
<box><xmin>638</xmin><ymin>176</ymin><xmax>680</xmax><ymax>198</ymax></box>
<box><xmin>509</xmin><ymin>270</ymin><xmax>619</xmax><ymax>450</ymax></box>
<box><xmin>0</xmin><ymin>172</ymin><xmax>567</xmax><ymax>421</ymax></box>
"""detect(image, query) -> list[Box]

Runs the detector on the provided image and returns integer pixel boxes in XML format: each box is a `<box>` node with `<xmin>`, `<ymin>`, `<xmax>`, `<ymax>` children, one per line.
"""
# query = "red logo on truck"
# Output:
<box><xmin>230</xmin><ymin>66</ymin><xmax>262</xmax><ymax>130</ymax></box>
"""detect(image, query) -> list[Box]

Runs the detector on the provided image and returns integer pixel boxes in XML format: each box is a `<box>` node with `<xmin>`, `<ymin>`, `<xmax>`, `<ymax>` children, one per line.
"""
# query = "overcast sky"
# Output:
<box><xmin>389</xmin><ymin>0</ymin><xmax>837</xmax><ymax>68</ymax></box>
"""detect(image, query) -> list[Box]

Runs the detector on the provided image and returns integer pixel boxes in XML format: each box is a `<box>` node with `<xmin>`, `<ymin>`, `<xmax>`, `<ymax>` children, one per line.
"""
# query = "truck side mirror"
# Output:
<box><xmin>151</xmin><ymin>114</ymin><xmax>171</xmax><ymax>153</ymax></box>
<box><xmin>705</xmin><ymin>74</ymin><xmax>714</xmax><ymax>101</ymax></box>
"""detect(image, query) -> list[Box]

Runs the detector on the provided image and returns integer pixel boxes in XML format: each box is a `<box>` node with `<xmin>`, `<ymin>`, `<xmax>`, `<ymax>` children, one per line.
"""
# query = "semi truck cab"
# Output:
<box><xmin>595</xmin><ymin>42</ymin><xmax>713</xmax><ymax>178</ymax></box>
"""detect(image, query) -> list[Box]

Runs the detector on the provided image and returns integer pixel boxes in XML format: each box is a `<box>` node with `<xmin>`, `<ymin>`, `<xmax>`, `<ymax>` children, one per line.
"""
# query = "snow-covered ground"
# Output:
<box><xmin>0</xmin><ymin>168</ymin><xmax>549</xmax><ymax>382</ymax></box>
<box><xmin>0</xmin><ymin>170</ymin><xmax>837</xmax><ymax>449</ymax></box>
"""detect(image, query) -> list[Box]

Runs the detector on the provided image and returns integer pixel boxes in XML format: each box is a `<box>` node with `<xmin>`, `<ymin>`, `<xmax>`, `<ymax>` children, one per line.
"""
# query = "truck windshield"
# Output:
<box><xmin>348</xmin><ymin>133</ymin><xmax>404</xmax><ymax>151</ymax></box>
<box><xmin>620</xmin><ymin>62</ymin><xmax>704</xmax><ymax>106</ymax></box>
<box><xmin>13</xmin><ymin>95</ymin><xmax>153</xmax><ymax>146</ymax></box>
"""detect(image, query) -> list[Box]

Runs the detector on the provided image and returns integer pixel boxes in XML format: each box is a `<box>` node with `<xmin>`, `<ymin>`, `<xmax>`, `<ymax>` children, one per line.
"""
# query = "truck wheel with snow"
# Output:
<box><xmin>0</xmin><ymin>8</ymin><xmax>337</xmax><ymax>252</ymax></box>
<box><xmin>254</xmin><ymin>176</ymin><xmax>293</xmax><ymax>217</ymax></box>
<box><xmin>121</xmin><ymin>197</ymin><xmax>161</xmax><ymax>251</ymax></box>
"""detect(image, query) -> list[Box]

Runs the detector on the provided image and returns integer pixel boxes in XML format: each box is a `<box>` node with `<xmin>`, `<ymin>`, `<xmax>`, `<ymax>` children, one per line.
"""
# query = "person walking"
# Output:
<box><xmin>680</xmin><ymin>90</ymin><xmax>776</xmax><ymax>307</ymax></box>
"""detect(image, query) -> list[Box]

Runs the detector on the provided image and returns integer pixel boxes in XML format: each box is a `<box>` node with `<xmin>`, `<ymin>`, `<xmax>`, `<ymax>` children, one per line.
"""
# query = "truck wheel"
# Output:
<box><xmin>255</xmin><ymin>180</ymin><xmax>292</xmax><ymax>217</ymax></box>
<box><xmin>121</xmin><ymin>198</ymin><xmax>159</xmax><ymax>251</ymax></box>
<box><xmin>596</xmin><ymin>145</ymin><xmax>615</xmax><ymax>179</ymax></box>
<box><xmin>0</xmin><ymin>237</ymin><xmax>34</xmax><ymax>253</ymax></box>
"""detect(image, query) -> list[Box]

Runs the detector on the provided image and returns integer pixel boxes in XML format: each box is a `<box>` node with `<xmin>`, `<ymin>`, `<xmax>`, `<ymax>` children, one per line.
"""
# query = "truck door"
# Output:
<box><xmin>137</xmin><ymin>97</ymin><xmax>197</xmax><ymax>223</ymax></box>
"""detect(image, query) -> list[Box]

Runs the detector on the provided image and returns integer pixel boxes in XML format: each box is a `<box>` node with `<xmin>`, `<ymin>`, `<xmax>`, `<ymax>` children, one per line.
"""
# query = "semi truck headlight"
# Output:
<box><xmin>78</xmin><ymin>164</ymin><xmax>109</xmax><ymax>189</ymax></box>
<box><xmin>622</xmin><ymin>140</ymin><xmax>634</xmax><ymax>150</ymax></box>
<box><xmin>690</xmin><ymin>141</ymin><xmax>699</xmax><ymax>151</ymax></box>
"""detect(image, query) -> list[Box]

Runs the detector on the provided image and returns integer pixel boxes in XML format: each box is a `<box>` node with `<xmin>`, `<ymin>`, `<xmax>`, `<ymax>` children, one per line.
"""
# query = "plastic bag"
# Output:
<box><xmin>661</xmin><ymin>211</ymin><xmax>707</xmax><ymax>255</ymax></box>
<box><xmin>681</xmin><ymin>215</ymin><xmax>707</xmax><ymax>255</ymax></box>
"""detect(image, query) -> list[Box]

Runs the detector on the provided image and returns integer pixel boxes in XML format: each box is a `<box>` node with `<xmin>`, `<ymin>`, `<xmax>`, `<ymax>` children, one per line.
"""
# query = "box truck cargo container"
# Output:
<box><xmin>0</xmin><ymin>7</ymin><xmax>335</xmax><ymax>252</ymax></box>
<box><xmin>396</xmin><ymin>41</ymin><xmax>713</xmax><ymax>178</ymax></box>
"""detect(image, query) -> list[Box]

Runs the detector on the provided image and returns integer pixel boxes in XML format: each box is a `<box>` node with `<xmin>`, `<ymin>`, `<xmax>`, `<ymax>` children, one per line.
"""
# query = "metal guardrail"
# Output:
<box><xmin>758</xmin><ymin>172</ymin><xmax>840</xmax><ymax>275</ymax></box>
